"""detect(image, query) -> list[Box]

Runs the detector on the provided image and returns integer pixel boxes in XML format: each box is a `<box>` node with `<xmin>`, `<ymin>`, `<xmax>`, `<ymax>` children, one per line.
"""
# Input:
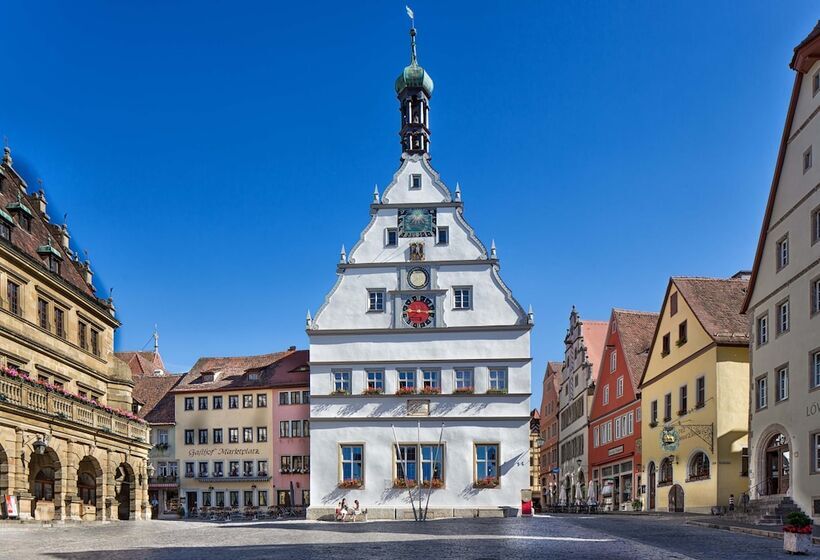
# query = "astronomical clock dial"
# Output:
<box><xmin>402</xmin><ymin>295</ymin><xmax>435</xmax><ymax>328</ymax></box>
<box><xmin>407</xmin><ymin>267</ymin><xmax>430</xmax><ymax>289</ymax></box>
<box><xmin>398</xmin><ymin>208</ymin><xmax>436</xmax><ymax>237</ymax></box>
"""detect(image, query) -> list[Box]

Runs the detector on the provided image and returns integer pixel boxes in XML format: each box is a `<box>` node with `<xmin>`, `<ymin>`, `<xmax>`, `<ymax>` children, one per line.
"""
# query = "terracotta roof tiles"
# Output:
<box><xmin>673</xmin><ymin>277</ymin><xmax>750</xmax><ymax>345</ymax></box>
<box><xmin>172</xmin><ymin>349</ymin><xmax>308</xmax><ymax>393</ymax></box>
<box><xmin>612</xmin><ymin>309</ymin><xmax>659</xmax><ymax>389</ymax></box>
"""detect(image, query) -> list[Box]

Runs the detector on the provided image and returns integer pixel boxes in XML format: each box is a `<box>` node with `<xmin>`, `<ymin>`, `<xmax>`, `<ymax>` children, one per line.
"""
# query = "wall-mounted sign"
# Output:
<box><xmin>188</xmin><ymin>447</ymin><xmax>262</xmax><ymax>458</ymax></box>
<box><xmin>660</xmin><ymin>426</ymin><xmax>680</xmax><ymax>452</ymax></box>
<box><xmin>607</xmin><ymin>445</ymin><xmax>624</xmax><ymax>457</ymax></box>
<box><xmin>407</xmin><ymin>399</ymin><xmax>430</xmax><ymax>416</ymax></box>
<box><xmin>3</xmin><ymin>495</ymin><xmax>18</xmax><ymax>518</ymax></box>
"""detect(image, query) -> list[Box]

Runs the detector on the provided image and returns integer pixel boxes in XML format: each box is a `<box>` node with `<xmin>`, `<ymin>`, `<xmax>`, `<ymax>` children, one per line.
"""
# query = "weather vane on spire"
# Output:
<box><xmin>406</xmin><ymin>5</ymin><xmax>414</xmax><ymax>27</ymax></box>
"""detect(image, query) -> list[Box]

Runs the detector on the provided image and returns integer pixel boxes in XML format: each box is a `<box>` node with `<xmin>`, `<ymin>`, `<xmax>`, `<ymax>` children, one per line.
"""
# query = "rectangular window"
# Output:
<box><xmin>229</xmin><ymin>461</ymin><xmax>239</xmax><ymax>477</ymax></box>
<box><xmin>662</xmin><ymin>333</ymin><xmax>671</xmax><ymax>356</ymax></box>
<box><xmin>385</xmin><ymin>228</ymin><xmax>398</xmax><ymax>247</ymax></box>
<box><xmin>813</xmin><ymin>207</ymin><xmax>820</xmax><ymax>246</ymax></box>
<box><xmin>279</xmin><ymin>392</ymin><xmax>289</xmax><ymax>405</ymax></box>
<box><xmin>184</xmin><ymin>397</ymin><xmax>194</xmax><ymax>411</ymax></box>
<box><xmin>37</xmin><ymin>298</ymin><xmax>49</xmax><ymax>330</ymax></box>
<box><xmin>368</xmin><ymin>289</ymin><xmax>385</xmax><ymax>312</ymax></box>
<box><xmin>696</xmin><ymin>376</ymin><xmax>705</xmax><ymax>408</ymax></box>
<box><xmin>670</xmin><ymin>292</ymin><xmax>678</xmax><ymax>316</ymax></box>
<box><xmin>198</xmin><ymin>429</ymin><xmax>208</xmax><ymax>444</ymax></box>
<box><xmin>420</xmin><ymin>444</ymin><xmax>444</xmax><ymax>484</ymax></box>
<box><xmin>777</xmin><ymin>299</ymin><xmax>790</xmax><ymax>335</ymax></box>
<box><xmin>228</xmin><ymin>428</ymin><xmax>239</xmax><ymax>443</ymax></box>
<box><xmin>280</xmin><ymin>455</ymin><xmax>291</xmax><ymax>473</ymax></box>
<box><xmin>198</xmin><ymin>396</ymin><xmax>208</xmax><ymax>410</ymax></box>
<box><xmin>616</xmin><ymin>376</ymin><xmax>624</xmax><ymax>398</ymax></box>
<box><xmin>593</xmin><ymin>426</ymin><xmax>600</xmax><ymax>448</ymax></box>
<box><xmin>213</xmin><ymin>395</ymin><xmax>223</xmax><ymax>409</ymax></box>
<box><xmin>603</xmin><ymin>384</ymin><xmax>610</xmax><ymax>405</ymax></box>
<box><xmin>453</xmin><ymin>287</ymin><xmax>472</xmax><ymax>309</ymax></box>
<box><xmin>302</xmin><ymin>390</ymin><xmax>310</xmax><ymax>403</ymax></box>
<box><xmin>366</xmin><ymin>370</ymin><xmax>384</xmax><ymax>392</ymax></box>
<box><xmin>421</xmin><ymin>369</ymin><xmax>440</xmax><ymax>390</ymax></box>
<box><xmin>243</xmin><ymin>427</ymin><xmax>253</xmax><ymax>443</ymax></box>
<box><xmin>398</xmin><ymin>370</ymin><xmax>415</xmax><ymax>392</ymax></box>
<box><xmin>814</xmin><ymin>71</ymin><xmax>820</xmax><ymax>96</ymax></box>
<box><xmin>741</xmin><ymin>447</ymin><xmax>749</xmax><ymax>477</ymax></box>
<box><xmin>776</xmin><ymin>365</ymin><xmax>789</xmax><ymax>402</ymax></box>
<box><xmin>303</xmin><ymin>419</ymin><xmax>310</xmax><ymax>437</ymax></box>
<box><xmin>805</xmin><ymin>146</ymin><xmax>813</xmax><ymax>173</ymax></box>
<box><xmin>258</xmin><ymin>460</ymin><xmax>268</xmax><ymax>476</ymax></box>
<box><xmin>395</xmin><ymin>444</ymin><xmax>417</xmax><ymax>483</ymax></box>
<box><xmin>678</xmin><ymin>321</ymin><xmax>687</xmax><ymax>345</ymax></box>
<box><xmin>78</xmin><ymin>320</ymin><xmax>87</xmax><ymax>349</ymax></box>
<box><xmin>0</xmin><ymin>222</ymin><xmax>9</xmax><ymax>241</ymax></box>
<box><xmin>228</xmin><ymin>395</ymin><xmax>239</xmax><ymax>409</ymax></box>
<box><xmin>776</xmin><ymin>234</ymin><xmax>789</xmax><ymax>270</ymax></box>
<box><xmin>410</xmin><ymin>174</ymin><xmax>422</xmax><ymax>190</ymax></box>
<box><xmin>475</xmin><ymin>444</ymin><xmax>499</xmax><ymax>482</ymax></box>
<box><xmin>679</xmin><ymin>385</ymin><xmax>688</xmax><ymax>414</ymax></box>
<box><xmin>54</xmin><ymin>307</ymin><xmax>65</xmax><ymax>339</ymax></box>
<box><xmin>664</xmin><ymin>393</ymin><xmax>672</xmax><ymax>421</ymax></box>
<box><xmin>340</xmin><ymin>445</ymin><xmax>363</xmax><ymax>483</ymax></box>
<box><xmin>812</xmin><ymin>351</ymin><xmax>820</xmax><ymax>389</ymax></box>
<box><xmin>90</xmin><ymin>329</ymin><xmax>99</xmax><ymax>356</ymax></box>
<box><xmin>333</xmin><ymin>371</ymin><xmax>351</xmax><ymax>394</ymax></box>
<box><xmin>291</xmin><ymin>391</ymin><xmax>301</xmax><ymax>404</ymax></box>
<box><xmin>756</xmin><ymin>376</ymin><xmax>768</xmax><ymax>410</ymax></box>
<box><xmin>257</xmin><ymin>394</ymin><xmax>267</xmax><ymax>407</ymax></box>
<box><xmin>213</xmin><ymin>428</ymin><xmax>223</xmax><ymax>444</ymax></box>
<box><xmin>291</xmin><ymin>420</ymin><xmax>302</xmax><ymax>438</ymax></box>
<box><xmin>812</xmin><ymin>277</ymin><xmax>820</xmax><ymax>315</ymax></box>
<box><xmin>158</xmin><ymin>430</ymin><xmax>169</xmax><ymax>445</ymax></box>
<box><xmin>198</xmin><ymin>462</ymin><xmax>208</xmax><ymax>477</ymax></box>
<box><xmin>213</xmin><ymin>462</ymin><xmax>224</xmax><ymax>477</ymax></box>
<box><xmin>757</xmin><ymin>314</ymin><xmax>769</xmax><ymax>346</ymax></box>
<box><xmin>184</xmin><ymin>430</ymin><xmax>194</xmax><ymax>445</ymax></box>
<box><xmin>243</xmin><ymin>461</ymin><xmax>254</xmax><ymax>477</ymax></box>
<box><xmin>813</xmin><ymin>433</ymin><xmax>820</xmax><ymax>473</ymax></box>
<box><xmin>436</xmin><ymin>226</ymin><xmax>449</xmax><ymax>245</ymax></box>
<box><xmin>454</xmin><ymin>368</ymin><xmax>474</xmax><ymax>391</ymax></box>
<box><xmin>7</xmin><ymin>281</ymin><xmax>20</xmax><ymax>316</ymax></box>
<box><xmin>280</xmin><ymin>421</ymin><xmax>290</xmax><ymax>438</ymax></box>
<box><xmin>185</xmin><ymin>462</ymin><xmax>194</xmax><ymax>477</ymax></box>
<box><xmin>229</xmin><ymin>491</ymin><xmax>239</xmax><ymax>507</ymax></box>
<box><xmin>614</xmin><ymin>416</ymin><xmax>622</xmax><ymax>440</ymax></box>
<box><xmin>243</xmin><ymin>394</ymin><xmax>253</xmax><ymax>408</ymax></box>
<box><xmin>488</xmin><ymin>369</ymin><xmax>508</xmax><ymax>393</ymax></box>
<box><xmin>610</xmin><ymin>350</ymin><xmax>617</xmax><ymax>373</ymax></box>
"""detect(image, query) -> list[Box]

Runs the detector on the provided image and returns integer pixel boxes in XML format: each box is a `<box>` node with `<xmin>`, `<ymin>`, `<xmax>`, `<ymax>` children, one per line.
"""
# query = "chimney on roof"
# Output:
<box><xmin>731</xmin><ymin>270</ymin><xmax>751</xmax><ymax>280</ymax></box>
<box><xmin>288</xmin><ymin>345</ymin><xmax>296</xmax><ymax>351</ymax></box>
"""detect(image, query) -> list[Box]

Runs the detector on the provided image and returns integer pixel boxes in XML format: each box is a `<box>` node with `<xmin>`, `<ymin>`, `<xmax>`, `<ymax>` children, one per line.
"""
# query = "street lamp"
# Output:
<box><xmin>32</xmin><ymin>436</ymin><xmax>48</xmax><ymax>456</ymax></box>
<box><xmin>147</xmin><ymin>462</ymin><xmax>155</xmax><ymax>477</ymax></box>
<box><xmin>535</xmin><ymin>436</ymin><xmax>545</xmax><ymax>448</ymax></box>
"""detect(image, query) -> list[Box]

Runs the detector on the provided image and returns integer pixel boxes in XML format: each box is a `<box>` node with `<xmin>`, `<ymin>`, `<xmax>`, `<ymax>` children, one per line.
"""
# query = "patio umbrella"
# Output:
<box><xmin>587</xmin><ymin>480</ymin><xmax>598</xmax><ymax>506</ymax></box>
<box><xmin>574</xmin><ymin>481</ymin><xmax>583</xmax><ymax>504</ymax></box>
<box><xmin>558</xmin><ymin>484</ymin><xmax>567</xmax><ymax>506</ymax></box>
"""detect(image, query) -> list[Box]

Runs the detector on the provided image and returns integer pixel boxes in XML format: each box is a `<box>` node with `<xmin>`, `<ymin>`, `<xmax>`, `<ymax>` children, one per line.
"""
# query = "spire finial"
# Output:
<box><xmin>373</xmin><ymin>184</ymin><xmax>380</xmax><ymax>204</ymax></box>
<box><xmin>153</xmin><ymin>325</ymin><xmax>159</xmax><ymax>355</ymax></box>
<box><xmin>527</xmin><ymin>305</ymin><xmax>535</xmax><ymax>325</ymax></box>
<box><xmin>406</xmin><ymin>6</ymin><xmax>417</xmax><ymax>64</ymax></box>
<box><xmin>490</xmin><ymin>239</ymin><xmax>497</xmax><ymax>259</ymax></box>
<box><xmin>454</xmin><ymin>182</ymin><xmax>461</xmax><ymax>201</ymax></box>
<box><xmin>2</xmin><ymin>137</ymin><xmax>10</xmax><ymax>167</ymax></box>
<box><xmin>340</xmin><ymin>244</ymin><xmax>347</xmax><ymax>264</ymax></box>
<box><xmin>306</xmin><ymin>309</ymin><xmax>313</xmax><ymax>329</ymax></box>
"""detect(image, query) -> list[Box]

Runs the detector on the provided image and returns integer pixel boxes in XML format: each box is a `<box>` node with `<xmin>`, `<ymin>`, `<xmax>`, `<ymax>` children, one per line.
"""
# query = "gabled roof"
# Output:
<box><xmin>743</xmin><ymin>21</ymin><xmax>820</xmax><ymax>312</ymax></box>
<box><xmin>581</xmin><ymin>321</ymin><xmax>609</xmax><ymax>379</ymax></box>
<box><xmin>133</xmin><ymin>374</ymin><xmax>182</xmax><ymax>424</ymax></box>
<box><xmin>172</xmin><ymin>349</ymin><xmax>305</xmax><ymax>393</ymax></box>
<box><xmin>674</xmin><ymin>277</ymin><xmax>750</xmax><ymax>345</ymax></box>
<box><xmin>115</xmin><ymin>351</ymin><xmax>166</xmax><ymax>377</ymax></box>
<box><xmin>612</xmin><ymin>309</ymin><xmax>659</xmax><ymax>390</ymax></box>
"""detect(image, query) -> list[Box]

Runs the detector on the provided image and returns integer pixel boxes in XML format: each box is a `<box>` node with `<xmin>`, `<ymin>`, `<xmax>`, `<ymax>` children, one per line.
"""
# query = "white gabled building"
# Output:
<box><xmin>307</xmin><ymin>21</ymin><xmax>532</xmax><ymax>520</ymax></box>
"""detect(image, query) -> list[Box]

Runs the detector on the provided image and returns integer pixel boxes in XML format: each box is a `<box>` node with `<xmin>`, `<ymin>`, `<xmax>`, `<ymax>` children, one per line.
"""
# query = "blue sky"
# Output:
<box><xmin>1</xmin><ymin>2</ymin><xmax>817</xmax><ymax>406</ymax></box>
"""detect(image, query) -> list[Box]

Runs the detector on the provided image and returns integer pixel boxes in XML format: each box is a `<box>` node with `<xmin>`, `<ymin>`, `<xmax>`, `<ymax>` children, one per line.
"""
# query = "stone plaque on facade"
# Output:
<box><xmin>406</xmin><ymin>399</ymin><xmax>430</xmax><ymax>416</ymax></box>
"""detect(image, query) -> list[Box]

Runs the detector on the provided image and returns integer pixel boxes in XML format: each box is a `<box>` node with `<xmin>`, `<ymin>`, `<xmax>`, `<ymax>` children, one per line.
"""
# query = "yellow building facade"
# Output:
<box><xmin>639</xmin><ymin>276</ymin><xmax>750</xmax><ymax>514</ymax></box>
<box><xmin>0</xmin><ymin>147</ymin><xmax>150</xmax><ymax>521</ymax></box>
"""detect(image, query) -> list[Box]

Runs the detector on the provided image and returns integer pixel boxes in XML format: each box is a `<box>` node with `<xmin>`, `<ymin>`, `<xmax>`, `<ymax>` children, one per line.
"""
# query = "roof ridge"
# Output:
<box><xmin>613</xmin><ymin>308</ymin><xmax>659</xmax><ymax>316</ymax></box>
<box><xmin>672</xmin><ymin>276</ymin><xmax>746</xmax><ymax>282</ymax></box>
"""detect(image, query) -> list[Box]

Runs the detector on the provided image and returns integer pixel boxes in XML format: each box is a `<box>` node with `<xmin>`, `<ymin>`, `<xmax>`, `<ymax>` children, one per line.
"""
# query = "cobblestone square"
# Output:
<box><xmin>1</xmin><ymin>514</ymin><xmax>816</xmax><ymax>560</ymax></box>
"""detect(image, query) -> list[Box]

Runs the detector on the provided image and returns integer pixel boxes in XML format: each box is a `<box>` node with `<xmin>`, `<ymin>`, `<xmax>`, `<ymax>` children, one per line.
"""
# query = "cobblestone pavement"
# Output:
<box><xmin>0</xmin><ymin>513</ymin><xmax>816</xmax><ymax>559</ymax></box>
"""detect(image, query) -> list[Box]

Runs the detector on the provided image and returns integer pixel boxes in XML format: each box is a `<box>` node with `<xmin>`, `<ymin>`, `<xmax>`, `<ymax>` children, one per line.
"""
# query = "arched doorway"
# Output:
<box><xmin>668</xmin><ymin>484</ymin><xmax>684</xmax><ymax>512</ymax></box>
<box><xmin>0</xmin><ymin>444</ymin><xmax>8</xmax><ymax>518</ymax></box>
<box><xmin>647</xmin><ymin>462</ymin><xmax>656</xmax><ymax>511</ymax></box>
<box><xmin>28</xmin><ymin>446</ymin><xmax>62</xmax><ymax>520</ymax></box>
<box><xmin>77</xmin><ymin>456</ymin><xmax>103</xmax><ymax>520</ymax></box>
<box><xmin>765</xmin><ymin>433</ymin><xmax>790</xmax><ymax>495</ymax></box>
<box><xmin>115</xmin><ymin>463</ymin><xmax>135</xmax><ymax>520</ymax></box>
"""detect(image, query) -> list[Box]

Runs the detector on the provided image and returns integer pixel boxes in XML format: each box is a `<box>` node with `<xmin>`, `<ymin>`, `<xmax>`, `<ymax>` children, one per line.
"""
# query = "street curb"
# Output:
<box><xmin>686</xmin><ymin>520</ymin><xmax>820</xmax><ymax>546</ymax></box>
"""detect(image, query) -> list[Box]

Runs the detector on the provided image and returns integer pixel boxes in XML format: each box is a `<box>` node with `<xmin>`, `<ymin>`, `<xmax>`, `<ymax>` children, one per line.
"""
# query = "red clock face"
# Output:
<box><xmin>402</xmin><ymin>296</ymin><xmax>435</xmax><ymax>328</ymax></box>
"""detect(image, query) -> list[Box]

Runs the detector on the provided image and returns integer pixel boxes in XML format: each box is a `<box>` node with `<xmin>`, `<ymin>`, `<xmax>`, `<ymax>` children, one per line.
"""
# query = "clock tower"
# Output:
<box><xmin>307</xmin><ymin>16</ymin><xmax>532</xmax><ymax>520</ymax></box>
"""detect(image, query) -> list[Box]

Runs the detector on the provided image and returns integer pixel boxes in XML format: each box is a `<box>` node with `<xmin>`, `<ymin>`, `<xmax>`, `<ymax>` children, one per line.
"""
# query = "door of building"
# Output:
<box><xmin>186</xmin><ymin>492</ymin><xmax>197</xmax><ymax>516</ymax></box>
<box><xmin>668</xmin><ymin>484</ymin><xmax>684</xmax><ymax>512</ymax></box>
<box><xmin>765</xmin><ymin>433</ymin><xmax>790</xmax><ymax>495</ymax></box>
<box><xmin>648</xmin><ymin>463</ymin><xmax>656</xmax><ymax>511</ymax></box>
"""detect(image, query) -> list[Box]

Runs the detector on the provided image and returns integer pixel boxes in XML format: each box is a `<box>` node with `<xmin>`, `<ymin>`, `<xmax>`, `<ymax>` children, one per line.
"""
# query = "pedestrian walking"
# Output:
<box><xmin>728</xmin><ymin>494</ymin><xmax>735</xmax><ymax>512</ymax></box>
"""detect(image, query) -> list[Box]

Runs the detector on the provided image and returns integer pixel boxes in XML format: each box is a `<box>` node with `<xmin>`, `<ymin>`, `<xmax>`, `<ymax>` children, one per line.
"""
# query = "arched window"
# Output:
<box><xmin>658</xmin><ymin>458</ymin><xmax>673</xmax><ymax>485</ymax></box>
<box><xmin>688</xmin><ymin>452</ymin><xmax>710</xmax><ymax>481</ymax></box>
<box><xmin>78</xmin><ymin>473</ymin><xmax>96</xmax><ymax>505</ymax></box>
<box><xmin>34</xmin><ymin>468</ymin><xmax>55</xmax><ymax>501</ymax></box>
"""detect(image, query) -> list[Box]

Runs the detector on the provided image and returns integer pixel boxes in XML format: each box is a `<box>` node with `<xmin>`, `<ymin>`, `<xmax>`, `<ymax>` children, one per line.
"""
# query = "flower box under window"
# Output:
<box><xmin>393</xmin><ymin>478</ymin><xmax>417</xmax><ymax>489</ymax></box>
<box><xmin>420</xmin><ymin>386</ymin><xmax>441</xmax><ymax>395</ymax></box>
<box><xmin>363</xmin><ymin>387</ymin><xmax>384</xmax><ymax>395</ymax></box>
<box><xmin>420</xmin><ymin>479</ymin><xmax>444</xmax><ymax>489</ymax></box>
<box><xmin>474</xmin><ymin>476</ymin><xmax>499</xmax><ymax>489</ymax></box>
<box><xmin>453</xmin><ymin>387</ymin><xmax>474</xmax><ymax>395</ymax></box>
<box><xmin>397</xmin><ymin>387</ymin><xmax>416</xmax><ymax>396</ymax></box>
<box><xmin>331</xmin><ymin>389</ymin><xmax>351</xmax><ymax>396</ymax></box>
<box><xmin>486</xmin><ymin>388</ymin><xmax>508</xmax><ymax>395</ymax></box>
<box><xmin>338</xmin><ymin>479</ymin><xmax>363</xmax><ymax>489</ymax></box>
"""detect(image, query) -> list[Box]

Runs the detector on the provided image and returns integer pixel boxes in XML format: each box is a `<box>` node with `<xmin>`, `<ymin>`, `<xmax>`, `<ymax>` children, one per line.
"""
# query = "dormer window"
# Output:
<box><xmin>201</xmin><ymin>371</ymin><xmax>217</xmax><ymax>383</ymax></box>
<box><xmin>7</xmin><ymin>195</ymin><xmax>32</xmax><ymax>233</ymax></box>
<box><xmin>47</xmin><ymin>255</ymin><xmax>60</xmax><ymax>274</ymax></box>
<box><xmin>248</xmin><ymin>371</ymin><xmax>260</xmax><ymax>381</ymax></box>
<box><xmin>37</xmin><ymin>239</ymin><xmax>63</xmax><ymax>276</ymax></box>
<box><xmin>0</xmin><ymin>210</ymin><xmax>12</xmax><ymax>241</ymax></box>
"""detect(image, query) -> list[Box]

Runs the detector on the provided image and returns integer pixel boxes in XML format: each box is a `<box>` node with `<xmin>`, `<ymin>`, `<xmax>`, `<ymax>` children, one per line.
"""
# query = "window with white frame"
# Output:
<box><xmin>813</xmin><ymin>350</ymin><xmax>820</xmax><ymax>389</ymax></box>
<box><xmin>436</xmin><ymin>226</ymin><xmax>449</xmax><ymax>245</ymax></box>
<box><xmin>614</xmin><ymin>416</ymin><xmax>622</xmax><ymax>439</ymax></box>
<box><xmin>776</xmin><ymin>234</ymin><xmax>789</xmax><ymax>270</ymax></box>
<box><xmin>385</xmin><ymin>228</ymin><xmax>398</xmax><ymax>247</ymax></box>
<box><xmin>488</xmin><ymin>369</ymin><xmax>507</xmax><ymax>393</ymax></box>
<box><xmin>593</xmin><ymin>426</ymin><xmax>600</xmax><ymax>448</ymax></box>
<box><xmin>421</xmin><ymin>369</ymin><xmax>440</xmax><ymax>390</ymax></box>
<box><xmin>616</xmin><ymin>376</ymin><xmax>624</xmax><ymax>398</ymax></box>
<box><xmin>368</xmin><ymin>289</ymin><xmax>385</xmax><ymax>312</ymax></box>
<box><xmin>602</xmin><ymin>384</ymin><xmax>609</xmax><ymax>404</ymax></box>
<box><xmin>610</xmin><ymin>350</ymin><xmax>617</xmax><ymax>373</ymax></box>
<box><xmin>366</xmin><ymin>370</ymin><xmax>384</xmax><ymax>392</ymax></box>
<box><xmin>398</xmin><ymin>370</ymin><xmax>415</xmax><ymax>391</ymax></box>
<box><xmin>776</xmin><ymin>299</ymin><xmax>790</xmax><ymax>335</ymax></box>
<box><xmin>333</xmin><ymin>371</ymin><xmax>351</xmax><ymax>394</ymax></box>
<box><xmin>776</xmin><ymin>365</ymin><xmax>789</xmax><ymax>402</ymax></box>
<box><xmin>813</xmin><ymin>207</ymin><xmax>820</xmax><ymax>246</ymax></box>
<box><xmin>756</xmin><ymin>376</ymin><xmax>768</xmax><ymax>410</ymax></box>
<box><xmin>757</xmin><ymin>314</ymin><xmax>769</xmax><ymax>346</ymax></box>
<box><xmin>811</xmin><ymin>276</ymin><xmax>820</xmax><ymax>315</ymax></box>
<box><xmin>474</xmin><ymin>444</ymin><xmax>499</xmax><ymax>482</ymax></box>
<box><xmin>600</xmin><ymin>421</ymin><xmax>612</xmax><ymax>444</ymax></box>
<box><xmin>454</xmin><ymin>368</ymin><xmax>474</xmax><ymax>391</ymax></box>
<box><xmin>340</xmin><ymin>445</ymin><xmax>363</xmax><ymax>483</ymax></box>
<box><xmin>813</xmin><ymin>432</ymin><xmax>820</xmax><ymax>473</ymax></box>
<box><xmin>453</xmin><ymin>287</ymin><xmax>472</xmax><ymax>309</ymax></box>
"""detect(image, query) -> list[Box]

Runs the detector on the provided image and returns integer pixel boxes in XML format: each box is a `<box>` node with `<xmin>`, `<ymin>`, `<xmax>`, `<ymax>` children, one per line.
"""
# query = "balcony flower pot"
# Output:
<box><xmin>420</xmin><ymin>387</ymin><xmax>441</xmax><ymax>395</ymax></box>
<box><xmin>783</xmin><ymin>512</ymin><xmax>813</xmax><ymax>554</ymax></box>
<box><xmin>420</xmin><ymin>479</ymin><xmax>444</xmax><ymax>489</ymax></box>
<box><xmin>453</xmin><ymin>387</ymin><xmax>474</xmax><ymax>395</ymax></box>
<box><xmin>331</xmin><ymin>390</ymin><xmax>351</xmax><ymax>396</ymax></box>
<box><xmin>393</xmin><ymin>478</ymin><xmax>417</xmax><ymax>489</ymax></box>
<box><xmin>396</xmin><ymin>387</ymin><xmax>416</xmax><ymax>396</ymax></box>
<box><xmin>363</xmin><ymin>388</ymin><xmax>384</xmax><ymax>395</ymax></box>
<box><xmin>473</xmin><ymin>477</ymin><xmax>499</xmax><ymax>489</ymax></box>
<box><xmin>338</xmin><ymin>479</ymin><xmax>363</xmax><ymax>489</ymax></box>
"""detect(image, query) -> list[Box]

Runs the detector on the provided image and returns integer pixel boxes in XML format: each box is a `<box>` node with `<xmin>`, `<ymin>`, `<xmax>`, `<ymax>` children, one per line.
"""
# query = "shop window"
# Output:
<box><xmin>688</xmin><ymin>452</ymin><xmax>710</xmax><ymax>481</ymax></box>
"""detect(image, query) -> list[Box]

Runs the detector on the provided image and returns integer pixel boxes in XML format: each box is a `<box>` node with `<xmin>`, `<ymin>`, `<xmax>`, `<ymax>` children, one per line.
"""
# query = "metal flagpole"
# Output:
<box><xmin>422</xmin><ymin>421</ymin><xmax>444</xmax><ymax>521</ymax></box>
<box><xmin>417</xmin><ymin>420</ymin><xmax>423</xmax><ymax>520</ymax></box>
<box><xmin>392</xmin><ymin>424</ymin><xmax>417</xmax><ymax>521</ymax></box>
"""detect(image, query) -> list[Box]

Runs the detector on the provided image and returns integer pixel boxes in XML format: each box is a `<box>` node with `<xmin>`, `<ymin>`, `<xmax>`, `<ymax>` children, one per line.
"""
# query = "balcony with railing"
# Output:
<box><xmin>0</xmin><ymin>372</ymin><xmax>149</xmax><ymax>442</ymax></box>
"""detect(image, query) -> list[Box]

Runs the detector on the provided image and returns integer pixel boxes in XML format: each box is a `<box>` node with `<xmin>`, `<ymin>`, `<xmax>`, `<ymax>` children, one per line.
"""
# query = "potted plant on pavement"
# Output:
<box><xmin>783</xmin><ymin>511</ymin><xmax>813</xmax><ymax>554</ymax></box>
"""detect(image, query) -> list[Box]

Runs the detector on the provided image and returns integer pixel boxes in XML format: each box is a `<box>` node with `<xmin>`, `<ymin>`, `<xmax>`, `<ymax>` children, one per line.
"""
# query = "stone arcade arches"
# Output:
<box><xmin>77</xmin><ymin>455</ymin><xmax>104</xmax><ymax>521</ymax></box>
<box><xmin>0</xmin><ymin>443</ymin><xmax>8</xmax><ymax>517</ymax></box>
<box><xmin>115</xmin><ymin>462</ymin><xmax>136</xmax><ymax>520</ymax></box>
<box><xmin>28</xmin><ymin>446</ymin><xmax>62</xmax><ymax>520</ymax></box>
